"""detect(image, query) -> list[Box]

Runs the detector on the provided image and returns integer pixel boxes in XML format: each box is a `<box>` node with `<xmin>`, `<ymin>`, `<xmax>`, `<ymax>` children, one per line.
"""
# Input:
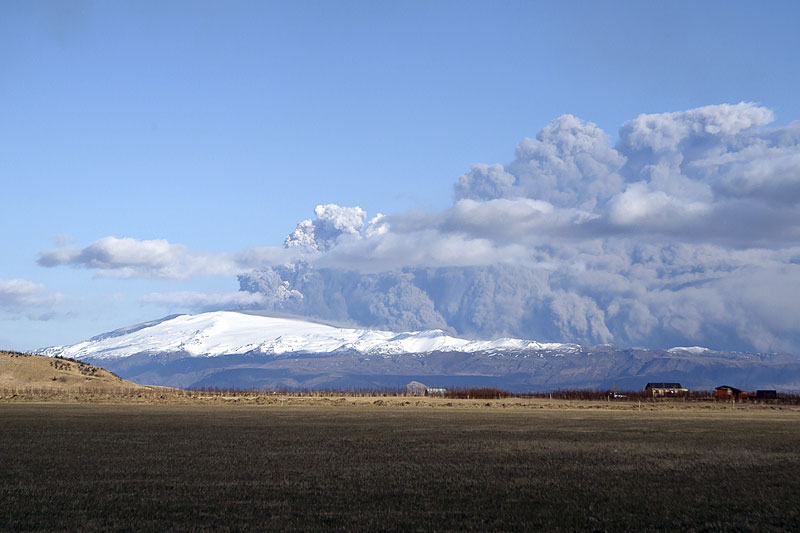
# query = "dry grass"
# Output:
<box><xmin>4</xmin><ymin>386</ymin><xmax>800</xmax><ymax>414</ymax></box>
<box><xmin>0</xmin><ymin>350</ymin><xmax>150</xmax><ymax>392</ymax></box>
<box><xmin>1</xmin><ymin>403</ymin><xmax>799</xmax><ymax>531</ymax></box>
<box><xmin>3</xmin><ymin>351</ymin><xmax>799</xmax><ymax>529</ymax></box>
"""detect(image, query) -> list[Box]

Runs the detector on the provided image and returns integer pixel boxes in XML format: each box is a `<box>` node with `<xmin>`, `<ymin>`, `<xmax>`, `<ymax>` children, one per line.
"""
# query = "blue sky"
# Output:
<box><xmin>2</xmin><ymin>0</ymin><xmax>800</xmax><ymax>351</ymax></box>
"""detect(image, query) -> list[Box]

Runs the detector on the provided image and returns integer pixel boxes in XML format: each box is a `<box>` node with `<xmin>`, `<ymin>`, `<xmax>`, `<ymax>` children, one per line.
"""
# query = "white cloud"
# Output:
<box><xmin>51</xmin><ymin>233</ymin><xmax>74</xmax><ymax>246</ymax></box>
<box><xmin>0</xmin><ymin>279</ymin><xmax>63</xmax><ymax>320</ymax></box>
<box><xmin>38</xmin><ymin>236</ymin><xmax>302</xmax><ymax>280</ymax></box>
<box><xmin>39</xmin><ymin>237</ymin><xmax>188</xmax><ymax>270</ymax></box>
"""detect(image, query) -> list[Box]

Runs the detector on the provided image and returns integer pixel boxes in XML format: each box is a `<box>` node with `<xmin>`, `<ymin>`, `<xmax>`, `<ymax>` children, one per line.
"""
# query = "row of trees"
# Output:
<box><xmin>4</xmin><ymin>382</ymin><xmax>798</xmax><ymax>404</ymax></box>
<box><xmin>189</xmin><ymin>386</ymin><xmax>800</xmax><ymax>403</ymax></box>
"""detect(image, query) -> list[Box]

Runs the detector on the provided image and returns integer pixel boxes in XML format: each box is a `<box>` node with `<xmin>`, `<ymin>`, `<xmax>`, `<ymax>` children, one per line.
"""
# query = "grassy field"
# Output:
<box><xmin>1</xmin><ymin>404</ymin><xmax>799</xmax><ymax>531</ymax></box>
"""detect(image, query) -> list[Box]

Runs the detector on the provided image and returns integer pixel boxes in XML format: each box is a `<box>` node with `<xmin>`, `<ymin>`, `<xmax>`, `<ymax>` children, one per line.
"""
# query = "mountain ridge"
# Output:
<box><xmin>36</xmin><ymin>311</ymin><xmax>800</xmax><ymax>392</ymax></box>
<box><xmin>38</xmin><ymin>311</ymin><xmax>577</xmax><ymax>360</ymax></box>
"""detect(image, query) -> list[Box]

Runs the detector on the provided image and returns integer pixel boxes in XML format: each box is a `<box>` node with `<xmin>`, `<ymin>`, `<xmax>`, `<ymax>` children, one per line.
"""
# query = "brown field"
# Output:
<box><xmin>3</xmin><ymin>350</ymin><xmax>800</xmax><ymax>530</ymax></box>
<box><xmin>1</xmin><ymin>402</ymin><xmax>799</xmax><ymax>531</ymax></box>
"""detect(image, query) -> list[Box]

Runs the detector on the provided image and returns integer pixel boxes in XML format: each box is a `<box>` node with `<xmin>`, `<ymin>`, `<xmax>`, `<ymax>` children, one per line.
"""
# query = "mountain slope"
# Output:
<box><xmin>36</xmin><ymin>312</ymin><xmax>800</xmax><ymax>392</ymax></box>
<box><xmin>37</xmin><ymin>311</ymin><xmax>573</xmax><ymax>359</ymax></box>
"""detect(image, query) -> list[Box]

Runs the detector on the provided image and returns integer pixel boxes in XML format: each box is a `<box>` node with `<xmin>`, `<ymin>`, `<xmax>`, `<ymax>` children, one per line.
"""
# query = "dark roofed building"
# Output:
<box><xmin>715</xmin><ymin>385</ymin><xmax>744</xmax><ymax>400</ymax></box>
<box><xmin>645</xmin><ymin>382</ymin><xmax>688</xmax><ymax>396</ymax></box>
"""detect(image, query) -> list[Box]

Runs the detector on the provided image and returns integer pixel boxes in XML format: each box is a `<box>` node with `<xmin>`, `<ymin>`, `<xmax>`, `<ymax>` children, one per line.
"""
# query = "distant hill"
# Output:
<box><xmin>0</xmin><ymin>350</ymin><xmax>149</xmax><ymax>392</ymax></box>
<box><xmin>35</xmin><ymin>312</ymin><xmax>800</xmax><ymax>392</ymax></box>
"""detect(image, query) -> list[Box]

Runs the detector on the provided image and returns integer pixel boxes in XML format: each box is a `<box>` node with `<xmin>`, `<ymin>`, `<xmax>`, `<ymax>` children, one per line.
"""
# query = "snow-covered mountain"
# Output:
<box><xmin>37</xmin><ymin>311</ymin><xmax>800</xmax><ymax>392</ymax></box>
<box><xmin>39</xmin><ymin>311</ymin><xmax>575</xmax><ymax>360</ymax></box>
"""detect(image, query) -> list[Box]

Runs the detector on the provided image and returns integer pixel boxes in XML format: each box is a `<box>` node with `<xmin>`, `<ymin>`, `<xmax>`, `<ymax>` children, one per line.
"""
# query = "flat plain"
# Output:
<box><xmin>1</xmin><ymin>402</ymin><xmax>799</xmax><ymax>531</ymax></box>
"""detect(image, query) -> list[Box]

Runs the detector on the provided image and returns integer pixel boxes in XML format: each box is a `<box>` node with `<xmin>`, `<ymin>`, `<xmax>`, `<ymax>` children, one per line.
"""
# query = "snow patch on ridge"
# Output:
<box><xmin>668</xmin><ymin>346</ymin><xmax>711</xmax><ymax>355</ymax></box>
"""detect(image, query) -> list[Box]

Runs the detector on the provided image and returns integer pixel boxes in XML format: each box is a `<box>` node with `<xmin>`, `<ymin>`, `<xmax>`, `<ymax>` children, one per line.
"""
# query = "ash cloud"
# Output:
<box><xmin>140</xmin><ymin>290</ymin><xmax>279</xmax><ymax>312</ymax></box>
<box><xmin>36</xmin><ymin>103</ymin><xmax>798</xmax><ymax>352</ymax></box>
<box><xmin>237</xmin><ymin>103</ymin><xmax>800</xmax><ymax>353</ymax></box>
<box><xmin>285</xmin><ymin>204</ymin><xmax>367</xmax><ymax>251</ymax></box>
<box><xmin>455</xmin><ymin>114</ymin><xmax>625</xmax><ymax>210</ymax></box>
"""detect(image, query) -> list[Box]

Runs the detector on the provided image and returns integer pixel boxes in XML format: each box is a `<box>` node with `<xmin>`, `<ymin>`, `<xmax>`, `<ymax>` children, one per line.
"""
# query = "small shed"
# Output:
<box><xmin>715</xmin><ymin>385</ymin><xmax>744</xmax><ymax>400</ymax></box>
<box><xmin>645</xmin><ymin>382</ymin><xmax>688</xmax><ymax>396</ymax></box>
<box><xmin>756</xmin><ymin>390</ymin><xmax>777</xmax><ymax>399</ymax></box>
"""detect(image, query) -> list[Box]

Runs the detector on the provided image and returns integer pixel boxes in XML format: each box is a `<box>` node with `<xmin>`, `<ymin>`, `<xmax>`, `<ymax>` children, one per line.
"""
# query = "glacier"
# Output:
<box><xmin>38</xmin><ymin>311</ymin><xmax>576</xmax><ymax>360</ymax></box>
<box><xmin>36</xmin><ymin>311</ymin><xmax>800</xmax><ymax>392</ymax></box>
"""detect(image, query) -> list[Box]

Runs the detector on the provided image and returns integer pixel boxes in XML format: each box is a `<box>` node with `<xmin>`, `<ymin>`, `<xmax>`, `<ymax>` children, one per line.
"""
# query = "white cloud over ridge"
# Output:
<box><xmin>39</xmin><ymin>103</ymin><xmax>800</xmax><ymax>353</ymax></box>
